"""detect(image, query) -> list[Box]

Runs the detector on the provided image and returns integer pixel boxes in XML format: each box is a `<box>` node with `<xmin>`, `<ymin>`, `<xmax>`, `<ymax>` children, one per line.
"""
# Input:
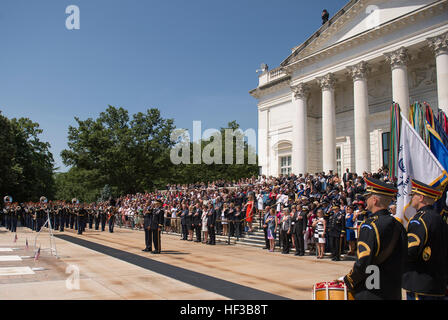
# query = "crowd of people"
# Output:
<box><xmin>1</xmin><ymin>168</ymin><xmax>393</xmax><ymax>259</ymax></box>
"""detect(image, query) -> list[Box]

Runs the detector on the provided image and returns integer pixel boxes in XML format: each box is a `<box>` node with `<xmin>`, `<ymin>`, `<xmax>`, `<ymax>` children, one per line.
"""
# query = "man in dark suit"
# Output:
<box><xmin>142</xmin><ymin>204</ymin><xmax>152</xmax><ymax>252</ymax></box>
<box><xmin>193</xmin><ymin>203</ymin><xmax>202</xmax><ymax>242</ymax></box>
<box><xmin>343</xmin><ymin>169</ymin><xmax>352</xmax><ymax>187</ymax></box>
<box><xmin>292</xmin><ymin>205</ymin><xmax>308</xmax><ymax>256</ymax></box>
<box><xmin>206</xmin><ymin>203</ymin><xmax>217</xmax><ymax>245</ymax></box>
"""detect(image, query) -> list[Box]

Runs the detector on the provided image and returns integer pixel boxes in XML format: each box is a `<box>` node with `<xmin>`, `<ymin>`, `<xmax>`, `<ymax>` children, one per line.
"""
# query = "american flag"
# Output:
<box><xmin>34</xmin><ymin>246</ymin><xmax>41</xmax><ymax>261</ymax></box>
<box><xmin>13</xmin><ymin>234</ymin><xmax>18</xmax><ymax>243</ymax></box>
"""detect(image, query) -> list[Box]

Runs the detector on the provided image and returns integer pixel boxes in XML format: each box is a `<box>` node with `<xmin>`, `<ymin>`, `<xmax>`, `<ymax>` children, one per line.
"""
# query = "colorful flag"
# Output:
<box><xmin>34</xmin><ymin>246</ymin><xmax>41</xmax><ymax>261</ymax></box>
<box><xmin>396</xmin><ymin>114</ymin><xmax>448</xmax><ymax>227</ymax></box>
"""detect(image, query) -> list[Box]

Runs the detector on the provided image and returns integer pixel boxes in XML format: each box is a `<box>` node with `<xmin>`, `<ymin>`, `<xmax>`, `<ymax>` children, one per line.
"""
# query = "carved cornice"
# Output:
<box><xmin>280</xmin><ymin>0</ymin><xmax>447</xmax><ymax>72</ymax></box>
<box><xmin>427</xmin><ymin>31</ymin><xmax>448</xmax><ymax>57</ymax></box>
<box><xmin>317</xmin><ymin>73</ymin><xmax>336</xmax><ymax>90</ymax></box>
<box><xmin>347</xmin><ymin>61</ymin><xmax>369</xmax><ymax>81</ymax></box>
<box><xmin>384</xmin><ymin>47</ymin><xmax>410</xmax><ymax>69</ymax></box>
<box><xmin>291</xmin><ymin>83</ymin><xmax>310</xmax><ymax>100</ymax></box>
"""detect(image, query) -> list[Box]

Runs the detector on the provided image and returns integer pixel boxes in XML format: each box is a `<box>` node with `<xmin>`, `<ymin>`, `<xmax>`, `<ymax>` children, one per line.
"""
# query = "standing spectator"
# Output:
<box><xmin>221</xmin><ymin>202</ymin><xmax>229</xmax><ymax>237</ymax></box>
<box><xmin>293</xmin><ymin>205</ymin><xmax>308</xmax><ymax>256</ymax></box>
<box><xmin>187</xmin><ymin>204</ymin><xmax>194</xmax><ymax>241</ymax></box>
<box><xmin>345</xmin><ymin>205</ymin><xmax>356</xmax><ymax>256</ymax></box>
<box><xmin>244</xmin><ymin>193</ymin><xmax>256</xmax><ymax>232</ymax></box>
<box><xmin>206</xmin><ymin>203</ymin><xmax>216</xmax><ymax>245</ymax></box>
<box><xmin>193</xmin><ymin>203</ymin><xmax>202</xmax><ymax>242</ymax></box>
<box><xmin>180</xmin><ymin>203</ymin><xmax>188</xmax><ymax>240</ymax></box>
<box><xmin>280</xmin><ymin>208</ymin><xmax>292</xmax><ymax>254</ymax></box>
<box><xmin>313</xmin><ymin>209</ymin><xmax>326</xmax><ymax>259</ymax></box>
<box><xmin>201</xmin><ymin>205</ymin><xmax>208</xmax><ymax>244</ymax></box>
<box><xmin>262</xmin><ymin>206</ymin><xmax>271</xmax><ymax>250</ymax></box>
<box><xmin>266</xmin><ymin>208</ymin><xmax>278</xmax><ymax>252</ymax></box>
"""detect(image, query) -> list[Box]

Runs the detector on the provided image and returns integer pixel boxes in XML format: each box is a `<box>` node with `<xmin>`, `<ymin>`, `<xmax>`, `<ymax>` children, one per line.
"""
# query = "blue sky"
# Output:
<box><xmin>0</xmin><ymin>0</ymin><xmax>347</xmax><ymax>172</ymax></box>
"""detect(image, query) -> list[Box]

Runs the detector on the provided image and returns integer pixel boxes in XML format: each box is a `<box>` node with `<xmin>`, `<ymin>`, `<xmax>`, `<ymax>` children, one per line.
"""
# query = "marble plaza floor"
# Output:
<box><xmin>0</xmin><ymin>225</ymin><xmax>353</xmax><ymax>300</ymax></box>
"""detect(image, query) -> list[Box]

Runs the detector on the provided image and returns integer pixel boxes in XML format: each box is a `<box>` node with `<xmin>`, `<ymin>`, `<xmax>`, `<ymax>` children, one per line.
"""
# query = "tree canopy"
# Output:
<box><xmin>0</xmin><ymin>111</ymin><xmax>55</xmax><ymax>202</ymax></box>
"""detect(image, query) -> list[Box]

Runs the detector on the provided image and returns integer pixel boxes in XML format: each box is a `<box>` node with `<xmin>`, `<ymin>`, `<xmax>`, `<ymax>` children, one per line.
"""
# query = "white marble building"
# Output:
<box><xmin>250</xmin><ymin>0</ymin><xmax>448</xmax><ymax>178</ymax></box>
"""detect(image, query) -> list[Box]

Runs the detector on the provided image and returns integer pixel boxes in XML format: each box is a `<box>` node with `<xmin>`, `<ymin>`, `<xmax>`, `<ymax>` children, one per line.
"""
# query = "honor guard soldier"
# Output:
<box><xmin>402</xmin><ymin>179</ymin><xmax>448</xmax><ymax>300</ymax></box>
<box><xmin>150</xmin><ymin>200</ymin><xmax>164</xmax><ymax>254</ymax></box>
<box><xmin>328</xmin><ymin>205</ymin><xmax>345</xmax><ymax>261</ymax></box>
<box><xmin>344</xmin><ymin>177</ymin><xmax>407</xmax><ymax>300</ymax></box>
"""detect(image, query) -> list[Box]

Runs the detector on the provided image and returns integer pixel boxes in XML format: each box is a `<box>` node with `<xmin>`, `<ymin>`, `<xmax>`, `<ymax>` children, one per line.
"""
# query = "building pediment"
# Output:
<box><xmin>281</xmin><ymin>0</ymin><xmax>439</xmax><ymax>67</ymax></box>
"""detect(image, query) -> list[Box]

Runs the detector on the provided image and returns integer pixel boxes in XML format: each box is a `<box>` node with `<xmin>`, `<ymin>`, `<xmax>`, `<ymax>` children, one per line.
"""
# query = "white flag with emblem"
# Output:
<box><xmin>396</xmin><ymin>114</ymin><xmax>448</xmax><ymax>227</ymax></box>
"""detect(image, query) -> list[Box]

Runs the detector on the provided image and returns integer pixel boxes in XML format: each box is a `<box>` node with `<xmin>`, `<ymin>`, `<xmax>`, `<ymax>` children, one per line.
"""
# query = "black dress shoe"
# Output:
<box><xmin>294</xmin><ymin>252</ymin><xmax>300</xmax><ymax>256</ymax></box>
<box><xmin>263</xmin><ymin>247</ymin><xmax>268</xmax><ymax>249</ymax></box>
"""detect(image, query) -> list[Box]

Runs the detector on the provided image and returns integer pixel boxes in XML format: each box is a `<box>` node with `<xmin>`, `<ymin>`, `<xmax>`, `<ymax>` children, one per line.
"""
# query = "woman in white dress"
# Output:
<box><xmin>201</xmin><ymin>206</ymin><xmax>208</xmax><ymax>244</ymax></box>
<box><xmin>221</xmin><ymin>203</ymin><xmax>228</xmax><ymax>236</ymax></box>
<box><xmin>312</xmin><ymin>209</ymin><xmax>326</xmax><ymax>259</ymax></box>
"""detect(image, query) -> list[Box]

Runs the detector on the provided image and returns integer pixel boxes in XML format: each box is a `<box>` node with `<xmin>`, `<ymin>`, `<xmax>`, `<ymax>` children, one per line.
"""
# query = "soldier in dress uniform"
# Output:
<box><xmin>10</xmin><ymin>204</ymin><xmax>18</xmax><ymax>233</ymax></box>
<box><xmin>328</xmin><ymin>205</ymin><xmax>346</xmax><ymax>261</ymax></box>
<box><xmin>100</xmin><ymin>206</ymin><xmax>107</xmax><ymax>232</ymax></box>
<box><xmin>150</xmin><ymin>200</ymin><xmax>164</xmax><ymax>254</ymax></box>
<box><xmin>343</xmin><ymin>177</ymin><xmax>407</xmax><ymax>300</ymax></box>
<box><xmin>59</xmin><ymin>204</ymin><xmax>65</xmax><ymax>232</ymax></box>
<box><xmin>78</xmin><ymin>204</ymin><xmax>86</xmax><ymax>234</ymax></box>
<box><xmin>402</xmin><ymin>179</ymin><xmax>448</xmax><ymax>300</ymax></box>
<box><xmin>88</xmin><ymin>205</ymin><xmax>94</xmax><ymax>229</ymax></box>
<box><xmin>107</xmin><ymin>206</ymin><xmax>116</xmax><ymax>233</ymax></box>
<box><xmin>206</xmin><ymin>203</ymin><xmax>217</xmax><ymax>245</ymax></box>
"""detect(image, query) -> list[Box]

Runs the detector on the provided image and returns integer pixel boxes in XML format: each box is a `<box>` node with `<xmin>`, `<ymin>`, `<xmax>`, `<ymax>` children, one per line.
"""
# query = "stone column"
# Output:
<box><xmin>317</xmin><ymin>73</ymin><xmax>337</xmax><ymax>174</ymax></box>
<box><xmin>427</xmin><ymin>32</ymin><xmax>448</xmax><ymax>114</ymax></box>
<box><xmin>347</xmin><ymin>61</ymin><xmax>371</xmax><ymax>175</ymax></box>
<box><xmin>291</xmin><ymin>83</ymin><xmax>310</xmax><ymax>175</ymax></box>
<box><xmin>384</xmin><ymin>47</ymin><xmax>410</xmax><ymax>120</ymax></box>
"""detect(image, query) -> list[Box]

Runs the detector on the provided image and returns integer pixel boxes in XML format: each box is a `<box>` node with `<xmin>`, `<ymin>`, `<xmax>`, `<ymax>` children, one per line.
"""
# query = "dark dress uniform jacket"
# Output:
<box><xmin>328</xmin><ymin>211</ymin><xmax>345</xmax><ymax>237</ymax></box>
<box><xmin>344</xmin><ymin>209</ymin><xmax>407</xmax><ymax>300</ymax></box>
<box><xmin>150</xmin><ymin>208</ymin><xmax>164</xmax><ymax>230</ymax></box>
<box><xmin>402</xmin><ymin>205</ymin><xmax>448</xmax><ymax>295</ymax></box>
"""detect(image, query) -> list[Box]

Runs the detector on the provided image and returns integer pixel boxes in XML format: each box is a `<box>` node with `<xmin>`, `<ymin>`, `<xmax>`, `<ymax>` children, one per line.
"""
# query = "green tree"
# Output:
<box><xmin>170</xmin><ymin>121</ymin><xmax>258</xmax><ymax>185</ymax></box>
<box><xmin>0</xmin><ymin>111</ymin><xmax>55</xmax><ymax>202</ymax></box>
<box><xmin>61</xmin><ymin>106</ymin><xmax>176</xmax><ymax>196</ymax></box>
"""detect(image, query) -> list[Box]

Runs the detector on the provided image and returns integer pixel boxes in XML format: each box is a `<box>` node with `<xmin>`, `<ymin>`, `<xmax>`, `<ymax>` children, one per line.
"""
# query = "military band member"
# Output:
<box><xmin>344</xmin><ymin>177</ymin><xmax>407</xmax><ymax>300</ymax></box>
<box><xmin>78</xmin><ymin>204</ymin><xmax>86</xmax><ymax>234</ymax></box>
<box><xmin>94</xmin><ymin>206</ymin><xmax>100</xmax><ymax>230</ymax></box>
<box><xmin>88</xmin><ymin>206</ymin><xmax>94</xmax><ymax>229</ymax></box>
<box><xmin>10</xmin><ymin>204</ymin><xmax>18</xmax><ymax>233</ymax></box>
<box><xmin>59</xmin><ymin>205</ymin><xmax>65</xmax><ymax>232</ymax></box>
<box><xmin>402</xmin><ymin>179</ymin><xmax>448</xmax><ymax>300</ymax></box>
<box><xmin>100</xmin><ymin>207</ymin><xmax>107</xmax><ymax>232</ymax></box>
<box><xmin>108</xmin><ymin>206</ymin><xmax>115</xmax><ymax>233</ymax></box>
